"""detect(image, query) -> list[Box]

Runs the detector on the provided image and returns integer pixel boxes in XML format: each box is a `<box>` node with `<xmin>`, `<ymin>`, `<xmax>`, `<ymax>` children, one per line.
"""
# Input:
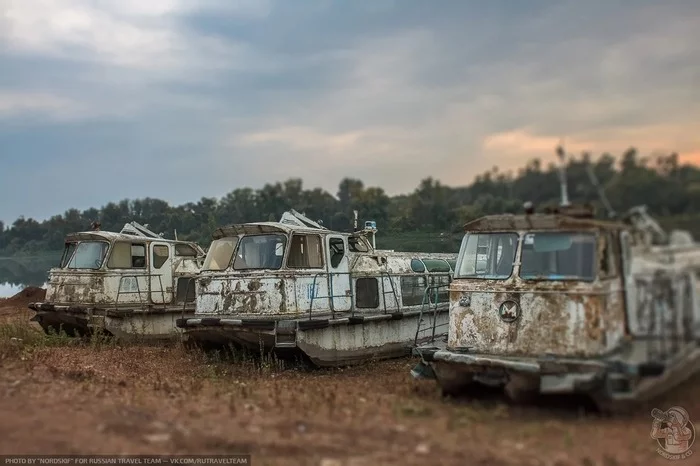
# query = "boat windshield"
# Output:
<box><xmin>66</xmin><ymin>241</ymin><xmax>110</xmax><ymax>270</ymax></box>
<box><xmin>519</xmin><ymin>232</ymin><xmax>596</xmax><ymax>281</ymax></box>
<box><xmin>455</xmin><ymin>233</ymin><xmax>518</xmax><ymax>279</ymax></box>
<box><xmin>203</xmin><ymin>237</ymin><xmax>239</xmax><ymax>271</ymax></box>
<box><xmin>233</xmin><ymin>234</ymin><xmax>287</xmax><ymax>270</ymax></box>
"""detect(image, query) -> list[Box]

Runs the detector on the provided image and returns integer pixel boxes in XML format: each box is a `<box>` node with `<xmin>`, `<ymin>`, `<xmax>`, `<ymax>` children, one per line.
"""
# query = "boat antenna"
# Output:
<box><xmin>584</xmin><ymin>160</ymin><xmax>617</xmax><ymax>218</ymax></box>
<box><xmin>555</xmin><ymin>142</ymin><xmax>571</xmax><ymax>207</ymax></box>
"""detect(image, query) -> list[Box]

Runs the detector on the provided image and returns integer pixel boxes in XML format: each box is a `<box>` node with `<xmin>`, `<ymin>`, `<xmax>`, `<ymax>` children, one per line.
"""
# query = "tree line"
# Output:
<box><xmin>2</xmin><ymin>147</ymin><xmax>700</xmax><ymax>257</ymax></box>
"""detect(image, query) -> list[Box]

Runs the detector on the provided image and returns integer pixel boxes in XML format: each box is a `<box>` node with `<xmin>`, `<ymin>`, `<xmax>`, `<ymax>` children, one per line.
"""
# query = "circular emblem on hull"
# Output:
<box><xmin>498</xmin><ymin>300</ymin><xmax>520</xmax><ymax>323</ymax></box>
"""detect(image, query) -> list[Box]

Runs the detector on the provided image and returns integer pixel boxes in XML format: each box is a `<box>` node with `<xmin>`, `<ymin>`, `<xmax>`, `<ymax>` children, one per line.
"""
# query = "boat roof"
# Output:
<box><xmin>212</xmin><ymin>221</ymin><xmax>364</xmax><ymax>239</ymax></box>
<box><xmin>64</xmin><ymin>230</ymin><xmax>200</xmax><ymax>246</ymax></box>
<box><xmin>463</xmin><ymin>213</ymin><xmax>627</xmax><ymax>233</ymax></box>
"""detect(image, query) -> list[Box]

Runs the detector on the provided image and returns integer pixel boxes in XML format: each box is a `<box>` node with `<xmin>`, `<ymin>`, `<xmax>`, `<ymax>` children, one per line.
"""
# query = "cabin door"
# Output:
<box><xmin>150</xmin><ymin>243</ymin><xmax>173</xmax><ymax>305</ymax></box>
<box><xmin>327</xmin><ymin>236</ymin><xmax>352</xmax><ymax>312</ymax></box>
<box><xmin>619</xmin><ymin>231</ymin><xmax>639</xmax><ymax>335</ymax></box>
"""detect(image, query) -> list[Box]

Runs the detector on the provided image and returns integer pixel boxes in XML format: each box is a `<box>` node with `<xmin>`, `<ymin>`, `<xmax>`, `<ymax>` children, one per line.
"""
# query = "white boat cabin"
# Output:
<box><xmin>193</xmin><ymin>213</ymin><xmax>456</xmax><ymax>318</ymax></box>
<box><xmin>37</xmin><ymin>222</ymin><xmax>204</xmax><ymax>309</ymax></box>
<box><xmin>178</xmin><ymin>210</ymin><xmax>458</xmax><ymax>366</ymax></box>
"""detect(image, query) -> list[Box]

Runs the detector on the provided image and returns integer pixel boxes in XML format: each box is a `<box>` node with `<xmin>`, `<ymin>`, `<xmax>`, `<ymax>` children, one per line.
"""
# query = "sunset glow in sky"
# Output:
<box><xmin>0</xmin><ymin>0</ymin><xmax>698</xmax><ymax>223</ymax></box>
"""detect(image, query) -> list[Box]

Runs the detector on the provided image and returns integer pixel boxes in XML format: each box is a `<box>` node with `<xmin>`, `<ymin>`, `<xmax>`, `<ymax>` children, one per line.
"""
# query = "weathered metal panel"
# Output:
<box><xmin>196</xmin><ymin>273</ymin><xmax>313</xmax><ymax>316</ymax></box>
<box><xmin>448</xmin><ymin>280</ymin><xmax>626</xmax><ymax>357</ymax></box>
<box><xmin>45</xmin><ymin>271</ymin><xmax>108</xmax><ymax>304</ymax></box>
<box><xmin>296</xmin><ymin>312</ymin><xmax>450</xmax><ymax>366</ymax></box>
<box><xmin>101</xmin><ymin>313</ymin><xmax>186</xmax><ymax>340</ymax></box>
<box><xmin>46</xmin><ymin>271</ymin><xmax>160</xmax><ymax>306</ymax></box>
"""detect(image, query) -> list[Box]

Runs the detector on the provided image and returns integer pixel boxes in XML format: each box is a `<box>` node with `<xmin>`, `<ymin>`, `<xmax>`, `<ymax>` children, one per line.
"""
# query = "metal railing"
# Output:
<box><xmin>413</xmin><ymin>283</ymin><xmax>451</xmax><ymax>347</ymax></box>
<box><xmin>179</xmin><ymin>275</ymin><xmax>198</xmax><ymax>322</ymax></box>
<box><xmin>113</xmin><ymin>273</ymin><xmax>166</xmax><ymax>311</ymax></box>
<box><xmin>379</xmin><ymin>271</ymin><xmax>401</xmax><ymax>314</ymax></box>
<box><xmin>47</xmin><ymin>272</ymin><xmax>169</xmax><ymax>310</ymax></box>
<box><xmin>305</xmin><ymin>270</ymin><xmax>452</xmax><ymax>320</ymax></box>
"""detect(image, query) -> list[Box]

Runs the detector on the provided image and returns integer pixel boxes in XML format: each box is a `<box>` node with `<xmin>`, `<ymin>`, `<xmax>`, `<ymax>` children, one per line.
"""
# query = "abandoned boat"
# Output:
<box><xmin>28</xmin><ymin>222</ymin><xmax>205</xmax><ymax>339</ymax></box>
<box><xmin>412</xmin><ymin>201</ymin><xmax>700</xmax><ymax>412</ymax></box>
<box><xmin>176</xmin><ymin>210</ymin><xmax>458</xmax><ymax>366</ymax></box>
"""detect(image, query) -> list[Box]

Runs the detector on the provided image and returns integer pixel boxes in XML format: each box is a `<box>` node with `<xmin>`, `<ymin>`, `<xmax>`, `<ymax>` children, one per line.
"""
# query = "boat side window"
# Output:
<box><xmin>598</xmin><ymin>232</ymin><xmax>618</xmax><ymax>279</ymax></box>
<box><xmin>329</xmin><ymin>237</ymin><xmax>345</xmax><ymax>268</ymax></box>
<box><xmin>175</xmin><ymin>244</ymin><xmax>198</xmax><ymax>257</ymax></box>
<box><xmin>447</xmin><ymin>259</ymin><xmax>457</xmax><ymax>272</ymax></box>
<box><xmin>422</xmin><ymin>258</ymin><xmax>451</xmax><ymax>273</ymax></box>
<box><xmin>410</xmin><ymin>259</ymin><xmax>425</xmax><ymax>273</ymax></box>
<box><xmin>203</xmin><ymin>238</ymin><xmax>238</xmax><ymax>271</ymax></box>
<box><xmin>59</xmin><ymin>242</ymin><xmax>78</xmax><ymax>268</ymax></box>
<box><xmin>455</xmin><ymin>233</ymin><xmax>519</xmax><ymax>279</ymax></box>
<box><xmin>152</xmin><ymin>245</ymin><xmax>169</xmax><ymax>269</ymax></box>
<box><xmin>67</xmin><ymin>241</ymin><xmax>109</xmax><ymax>269</ymax></box>
<box><xmin>107</xmin><ymin>242</ymin><xmax>147</xmax><ymax>269</ymax></box>
<box><xmin>349</xmin><ymin>236</ymin><xmax>370</xmax><ymax>252</ymax></box>
<box><xmin>356</xmin><ymin>277</ymin><xmax>379</xmax><ymax>308</ymax></box>
<box><xmin>234</xmin><ymin>234</ymin><xmax>286</xmax><ymax>270</ymax></box>
<box><xmin>131</xmin><ymin>244</ymin><xmax>146</xmax><ymax>268</ymax></box>
<box><xmin>401</xmin><ymin>275</ymin><xmax>427</xmax><ymax>306</ymax></box>
<box><xmin>287</xmin><ymin>234</ymin><xmax>324</xmax><ymax>269</ymax></box>
<box><xmin>520</xmin><ymin>232</ymin><xmax>595</xmax><ymax>281</ymax></box>
<box><xmin>429</xmin><ymin>273</ymin><xmax>451</xmax><ymax>304</ymax></box>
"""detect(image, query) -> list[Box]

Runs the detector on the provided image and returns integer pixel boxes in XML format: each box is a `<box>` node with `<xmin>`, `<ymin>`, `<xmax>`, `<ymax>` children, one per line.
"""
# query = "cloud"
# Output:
<box><xmin>0</xmin><ymin>0</ymin><xmax>699</xmax><ymax>223</ymax></box>
<box><xmin>220</xmin><ymin>1</ymin><xmax>700</xmax><ymax>191</ymax></box>
<box><xmin>0</xmin><ymin>0</ymin><xmax>272</xmax><ymax>73</ymax></box>
<box><xmin>0</xmin><ymin>91</ymin><xmax>88</xmax><ymax>120</ymax></box>
<box><xmin>238</xmin><ymin>126</ymin><xmax>365</xmax><ymax>154</ymax></box>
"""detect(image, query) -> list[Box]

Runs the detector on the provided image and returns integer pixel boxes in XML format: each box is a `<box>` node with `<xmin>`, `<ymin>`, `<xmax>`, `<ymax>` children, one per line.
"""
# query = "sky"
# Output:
<box><xmin>0</xmin><ymin>0</ymin><xmax>699</xmax><ymax>224</ymax></box>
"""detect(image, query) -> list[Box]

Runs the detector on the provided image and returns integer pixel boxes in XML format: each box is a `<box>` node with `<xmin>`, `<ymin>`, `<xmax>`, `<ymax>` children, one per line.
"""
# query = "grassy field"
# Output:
<box><xmin>0</xmin><ymin>293</ymin><xmax>699</xmax><ymax>465</ymax></box>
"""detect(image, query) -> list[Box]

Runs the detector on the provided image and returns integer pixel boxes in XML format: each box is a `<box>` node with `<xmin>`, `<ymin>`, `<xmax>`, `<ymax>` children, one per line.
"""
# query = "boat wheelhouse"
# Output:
<box><xmin>29</xmin><ymin>222</ymin><xmax>205</xmax><ymax>339</ymax></box>
<box><xmin>177</xmin><ymin>210</ymin><xmax>458</xmax><ymax>366</ymax></box>
<box><xmin>412</xmin><ymin>204</ymin><xmax>700</xmax><ymax>412</ymax></box>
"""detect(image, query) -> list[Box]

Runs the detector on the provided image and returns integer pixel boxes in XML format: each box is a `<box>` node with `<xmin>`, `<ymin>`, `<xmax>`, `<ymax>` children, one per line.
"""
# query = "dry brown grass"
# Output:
<box><xmin>0</xmin><ymin>302</ymin><xmax>698</xmax><ymax>465</ymax></box>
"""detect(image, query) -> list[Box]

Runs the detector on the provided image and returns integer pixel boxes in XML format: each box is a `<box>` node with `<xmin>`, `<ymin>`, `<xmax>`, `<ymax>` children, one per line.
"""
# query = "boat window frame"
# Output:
<box><xmin>454</xmin><ymin>231</ymin><xmax>520</xmax><ymax>280</ymax></box>
<box><xmin>355</xmin><ymin>277</ymin><xmax>380</xmax><ymax>308</ymax></box>
<box><xmin>152</xmin><ymin>244</ymin><xmax>170</xmax><ymax>270</ymax></box>
<box><xmin>400</xmin><ymin>274</ymin><xmax>428</xmax><ymax>307</ymax></box>
<box><xmin>202</xmin><ymin>237</ymin><xmax>239</xmax><ymax>272</ymax></box>
<box><xmin>175</xmin><ymin>243</ymin><xmax>199</xmax><ymax>257</ymax></box>
<box><xmin>65</xmin><ymin>240</ymin><xmax>111</xmax><ymax>270</ymax></box>
<box><xmin>328</xmin><ymin>236</ymin><xmax>346</xmax><ymax>269</ymax></box>
<box><xmin>518</xmin><ymin>230</ymin><xmax>598</xmax><ymax>283</ymax></box>
<box><xmin>233</xmin><ymin>233</ymin><xmax>287</xmax><ymax>271</ymax></box>
<box><xmin>286</xmin><ymin>233</ymin><xmax>325</xmax><ymax>269</ymax></box>
<box><xmin>59</xmin><ymin>241</ymin><xmax>79</xmax><ymax>268</ymax></box>
<box><xmin>106</xmin><ymin>241</ymin><xmax>148</xmax><ymax>269</ymax></box>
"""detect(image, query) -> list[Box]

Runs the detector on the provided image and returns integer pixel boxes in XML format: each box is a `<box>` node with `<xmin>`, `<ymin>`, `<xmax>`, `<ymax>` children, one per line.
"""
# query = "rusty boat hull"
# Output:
<box><xmin>178</xmin><ymin>306</ymin><xmax>449</xmax><ymax>367</ymax></box>
<box><xmin>413</xmin><ymin>340</ymin><xmax>700</xmax><ymax>413</ymax></box>
<box><xmin>29</xmin><ymin>301</ymin><xmax>195</xmax><ymax>340</ymax></box>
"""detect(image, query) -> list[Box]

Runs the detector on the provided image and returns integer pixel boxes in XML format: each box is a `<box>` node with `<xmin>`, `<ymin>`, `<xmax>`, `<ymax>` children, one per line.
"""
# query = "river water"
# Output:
<box><xmin>0</xmin><ymin>253</ymin><xmax>59</xmax><ymax>298</ymax></box>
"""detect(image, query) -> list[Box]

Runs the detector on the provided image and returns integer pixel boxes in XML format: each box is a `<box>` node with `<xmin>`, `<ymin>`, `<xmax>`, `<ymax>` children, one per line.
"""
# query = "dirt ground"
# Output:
<box><xmin>0</xmin><ymin>291</ymin><xmax>698</xmax><ymax>466</ymax></box>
